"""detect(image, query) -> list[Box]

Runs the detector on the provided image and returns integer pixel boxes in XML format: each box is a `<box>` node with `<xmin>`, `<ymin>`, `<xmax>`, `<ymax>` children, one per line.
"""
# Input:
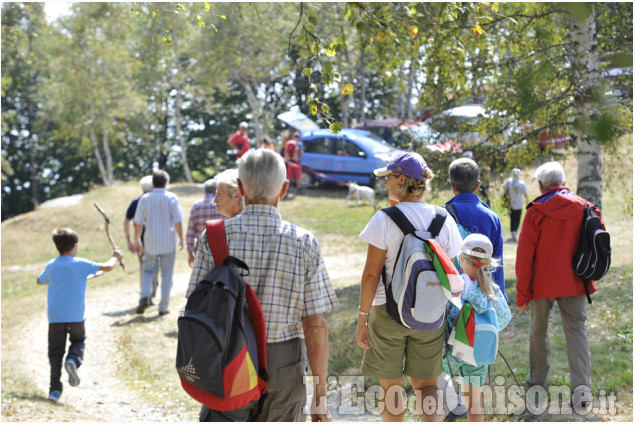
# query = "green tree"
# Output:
<box><xmin>1</xmin><ymin>2</ymin><xmax>50</xmax><ymax>215</ymax></box>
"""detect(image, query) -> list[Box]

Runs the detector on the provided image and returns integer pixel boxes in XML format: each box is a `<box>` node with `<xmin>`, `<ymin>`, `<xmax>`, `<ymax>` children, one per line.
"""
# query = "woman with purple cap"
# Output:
<box><xmin>355</xmin><ymin>152</ymin><xmax>463</xmax><ymax>421</ymax></box>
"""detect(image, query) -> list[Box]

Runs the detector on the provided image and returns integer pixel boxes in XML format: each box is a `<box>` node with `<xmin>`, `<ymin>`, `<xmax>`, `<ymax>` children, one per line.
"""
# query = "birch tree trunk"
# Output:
<box><xmin>396</xmin><ymin>65</ymin><xmax>405</xmax><ymax>119</ymax></box>
<box><xmin>405</xmin><ymin>59</ymin><xmax>416</xmax><ymax>121</ymax></box>
<box><xmin>337</xmin><ymin>53</ymin><xmax>349</xmax><ymax>128</ymax></box>
<box><xmin>572</xmin><ymin>4</ymin><xmax>603</xmax><ymax>208</ymax></box>
<box><xmin>238</xmin><ymin>77</ymin><xmax>263</xmax><ymax>143</ymax></box>
<box><xmin>90</xmin><ymin>123</ymin><xmax>110</xmax><ymax>186</ymax></box>
<box><xmin>173</xmin><ymin>39</ymin><xmax>193</xmax><ymax>182</ymax></box>
<box><xmin>358</xmin><ymin>47</ymin><xmax>367</xmax><ymax>123</ymax></box>
<box><xmin>102</xmin><ymin>128</ymin><xmax>113</xmax><ymax>184</ymax></box>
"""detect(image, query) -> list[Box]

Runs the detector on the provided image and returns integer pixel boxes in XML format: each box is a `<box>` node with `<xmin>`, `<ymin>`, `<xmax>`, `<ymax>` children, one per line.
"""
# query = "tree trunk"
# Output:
<box><xmin>572</xmin><ymin>4</ymin><xmax>602</xmax><ymax>208</ymax></box>
<box><xmin>29</xmin><ymin>138</ymin><xmax>39</xmax><ymax>208</ymax></box>
<box><xmin>102</xmin><ymin>128</ymin><xmax>113</xmax><ymax>184</ymax></box>
<box><xmin>90</xmin><ymin>123</ymin><xmax>110</xmax><ymax>186</ymax></box>
<box><xmin>172</xmin><ymin>39</ymin><xmax>193</xmax><ymax>182</ymax></box>
<box><xmin>396</xmin><ymin>65</ymin><xmax>405</xmax><ymax>119</ymax></box>
<box><xmin>174</xmin><ymin>86</ymin><xmax>193</xmax><ymax>182</ymax></box>
<box><xmin>337</xmin><ymin>54</ymin><xmax>349</xmax><ymax>128</ymax></box>
<box><xmin>358</xmin><ymin>45</ymin><xmax>366</xmax><ymax>123</ymax></box>
<box><xmin>238</xmin><ymin>77</ymin><xmax>263</xmax><ymax>144</ymax></box>
<box><xmin>405</xmin><ymin>59</ymin><xmax>416</xmax><ymax>121</ymax></box>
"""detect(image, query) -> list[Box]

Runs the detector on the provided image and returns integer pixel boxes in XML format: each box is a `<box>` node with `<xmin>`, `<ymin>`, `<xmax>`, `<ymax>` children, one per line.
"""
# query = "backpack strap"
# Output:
<box><xmin>381</xmin><ymin>206</ymin><xmax>416</xmax><ymax>235</ymax></box>
<box><xmin>206</xmin><ymin>219</ymin><xmax>230</xmax><ymax>266</ymax></box>
<box><xmin>428</xmin><ymin>206</ymin><xmax>448</xmax><ymax>238</ymax></box>
<box><xmin>444</xmin><ymin>202</ymin><xmax>460</xmax><ymax>225</ymax></box>
<box><xmin>380</xmin><ymin>205</ymin><xmax>448</xmax><ymax>284</ymax></box>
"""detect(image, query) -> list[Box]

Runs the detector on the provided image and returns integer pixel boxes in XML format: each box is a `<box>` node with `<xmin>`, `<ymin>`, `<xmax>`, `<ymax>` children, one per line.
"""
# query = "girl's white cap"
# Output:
<box><xmin>461</xmin><ymin>233</ymin><xmax>493</xmax><ymax>259</ymax></box>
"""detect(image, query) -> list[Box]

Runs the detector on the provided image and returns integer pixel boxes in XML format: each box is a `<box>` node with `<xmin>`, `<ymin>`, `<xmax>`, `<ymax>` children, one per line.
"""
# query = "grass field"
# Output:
<box><xmin>1</xmin><ymin>136</ymin><xmax>632</xmax><ymax>421</ymax></box>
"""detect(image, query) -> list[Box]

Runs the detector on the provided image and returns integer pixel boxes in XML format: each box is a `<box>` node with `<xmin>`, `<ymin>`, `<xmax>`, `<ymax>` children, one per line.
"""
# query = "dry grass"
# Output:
<box><xmin>1</xmin><ymin>136</ymin><xmax>632</xmax><ymax>421</ymax></box>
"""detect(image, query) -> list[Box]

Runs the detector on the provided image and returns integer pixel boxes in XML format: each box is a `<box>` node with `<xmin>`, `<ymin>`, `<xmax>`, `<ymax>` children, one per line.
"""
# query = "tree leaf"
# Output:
<box><xmin>310</xmin><ymin>104</ymin><xmax>318</xmax><ymax>115</ymax></box>
<box><xmin>407</xmin><ymin>25</ymin><xmax>419</xmax><ymax>39</ymax></box>
<box><xmin>356</xmin><ymin>21</ymin><xmax>366</xmax><ymax>32</ymax></box>
<box><xmin>377</xmin><ymin>32</ymin><xmax>387</xmax><ymax>43</ymax></box>
<box><xmin>341</xmin><ymin>83</ymin><xmax>354</xmax><ymax>96</ymax></box>
<box><xmin>310</xmin><ymin>41</ymin><xmax>321</xmax><ymax>55</ymax></box>
<box><xmin>472</xmin><ymin>25</ymin><xmax>484</xmax><ymax>36</ymax></box>
<box><xmin>204</xmin><ymin>2</ymin><xmax>211</xmax><ymax>11</ymax></box>
<box><xmin>491</xmin><ymin>3</ymin><xmax>499</xmax><ymax>13</ymax></box>
<box><xmin>323</xmin><ymin>62</ymin><xmax>333</xmax><ymax>74</ymax></box>
<box><xmin>329</xmin><ymin>122</ymin><xmax>343</xmax><ymax>133</ymax></box>
<box><xmin>310</xmin><ymin>83</ymin><xmax>318</xmax><ymax>93</ymax></box>
<box><xmin>198</xmin><ymin>21</ymin><xmax>206</xmax><ymax>28</ymax></box>
<box><xmin>221</xmin><ymin>15</ymin><xmax>226</xmax><ymax>20</ymax></box>
<box><xmin>302</xmin><ymin>67</ymin><xmax>313</xmax><ymax>77</ymax></box>
<box><xmin>325</xmin><ymin>43</ymin><xmax>336</xmax><ymax>57</ymax></box>
<box><xmin>321</xmin><ymin>103</ymin><xmax>330</xmax><ymax>114</ymax></box>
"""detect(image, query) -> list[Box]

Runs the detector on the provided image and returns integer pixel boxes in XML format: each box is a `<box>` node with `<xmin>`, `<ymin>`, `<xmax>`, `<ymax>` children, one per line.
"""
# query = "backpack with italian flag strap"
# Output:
<box><xmin>176</xmin><ymin>219</ymin><xmax>268</xmax><ymax>411</ymax></box>
<box><xmin>447</xmin><ymin>300</ymin><xmax>500</xmax><ymax>366</ymax></box>
<box><xmin>381</xmin><ymin>206</ymin><xmax>463</xmax><ymax>330</ymax></box>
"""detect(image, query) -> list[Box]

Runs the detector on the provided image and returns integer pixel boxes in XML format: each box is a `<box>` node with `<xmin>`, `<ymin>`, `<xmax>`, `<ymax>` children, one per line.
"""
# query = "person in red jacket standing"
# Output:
<box><xmin>227</xmin><ymin>121</ymin><xmax>250</xmax><ymax>160</ymax></box>
<box><xmin>516</xmin><ymin>161</ymin><xmax>604</xmax><ymax>411</ymax></box>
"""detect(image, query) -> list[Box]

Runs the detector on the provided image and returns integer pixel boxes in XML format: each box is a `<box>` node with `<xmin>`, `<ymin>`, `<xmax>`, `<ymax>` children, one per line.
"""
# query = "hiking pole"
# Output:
<box><xmin>497</xmin><ymin>349</ymin><xmax>542</xmax><ymax>422</ymax></box>
<box><xmin>94</xmin><ymin>202</ymin><xmax>125</xmax><ymax>271</ymax></box>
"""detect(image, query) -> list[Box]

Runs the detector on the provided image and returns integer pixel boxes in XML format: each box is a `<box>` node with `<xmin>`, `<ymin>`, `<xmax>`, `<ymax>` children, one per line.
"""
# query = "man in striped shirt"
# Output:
<box><xmin>187</xmin><ymin>149</ymin><xmax>339</xmax><ymax>422</ymax></box>
<box><xmin>186</xmin><ymin>179</ymin><xmax>224</xmax><ymax>267</ymax></box>
<box><xmin>133</xmin><ymin>169</ymin><xmax>184</xmax><ymax>316</ymax></box>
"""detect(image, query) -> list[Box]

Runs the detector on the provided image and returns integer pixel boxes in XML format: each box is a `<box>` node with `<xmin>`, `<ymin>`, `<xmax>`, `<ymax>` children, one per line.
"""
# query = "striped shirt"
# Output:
<box><xmin>186</xmin><ymin>194</ymin><xmax>225</xmax><ymax>253</ymax></box>
<box><xmin>133</xmin><ymin>189</ymin><xmax>183</xmax><ymax>255</ymax></box>
<box><xmin>187</xmin><ymin>204</ymin><xmax>340</xmax><ymax>343</ymax></box>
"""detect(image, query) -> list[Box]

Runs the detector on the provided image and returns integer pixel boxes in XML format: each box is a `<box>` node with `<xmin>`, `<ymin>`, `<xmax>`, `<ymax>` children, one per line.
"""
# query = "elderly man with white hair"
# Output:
<box><xmin>187</xmin><ymin>148</ymin><xmax>340</xmax><ymax>422</ymax></box>
<box><xmin>516</xmin><ymin>161</ymin><xmax>604</xmax><ymax>411</ymax></box>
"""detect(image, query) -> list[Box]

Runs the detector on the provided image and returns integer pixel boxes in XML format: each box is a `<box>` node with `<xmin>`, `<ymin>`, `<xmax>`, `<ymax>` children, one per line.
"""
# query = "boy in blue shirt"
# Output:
<box><xmin>37</xmin><ymin>228</ymin><xmax>122</xmax><ymax>403</ymax></box>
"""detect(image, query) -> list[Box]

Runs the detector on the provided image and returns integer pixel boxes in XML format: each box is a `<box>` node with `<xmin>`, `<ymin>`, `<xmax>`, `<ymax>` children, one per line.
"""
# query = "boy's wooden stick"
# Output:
<box><xmin>93</xmin><ymin>202</ymin><xmax>125</xmax><ymax>271</ymax></box>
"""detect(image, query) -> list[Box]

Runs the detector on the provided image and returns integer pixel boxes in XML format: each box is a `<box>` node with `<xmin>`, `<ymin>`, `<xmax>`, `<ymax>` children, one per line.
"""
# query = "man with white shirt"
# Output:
<box><xmin>133</xmin><ymin>169</ymin><xmax>184</xmax><ymax>316</ymax></box>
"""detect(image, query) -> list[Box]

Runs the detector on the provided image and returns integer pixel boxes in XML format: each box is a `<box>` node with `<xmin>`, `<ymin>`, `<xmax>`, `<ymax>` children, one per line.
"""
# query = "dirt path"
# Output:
<box><xmin>12</xmin><ymin>274</ymin><xmax>191</xmax><ymax>421</ymax></box>
<box><xmin>3</xmin><ymin>258</ymin><xmax>376</xmax><ymax>422</ymax></box>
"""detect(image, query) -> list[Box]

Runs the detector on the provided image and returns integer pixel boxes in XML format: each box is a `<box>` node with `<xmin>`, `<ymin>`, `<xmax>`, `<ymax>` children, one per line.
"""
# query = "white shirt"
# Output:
<box><xmin>134</xmin><ymin>188</ymin><xmax>183</xmax><ymax>255</ymax></box>
<box><xmin>504</xmin><ymin>177</ymin><xmax>528</xmax><ymax>210</ymax></box>
<box><xmin>359</xmin><ymin>202</ymin><xmax>463</xmax><ymax>305</ymax></box>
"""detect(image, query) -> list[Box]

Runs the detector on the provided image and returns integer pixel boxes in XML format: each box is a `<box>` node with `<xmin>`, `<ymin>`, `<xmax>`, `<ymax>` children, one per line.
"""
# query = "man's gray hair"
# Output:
<box><xmin>534</xmin><ymin>161</ymin><xmax>565</xmax><ymax>188</ymax></box>
<box><xmin>448</xmin><ymin>158</ymin><xmax>480</xmax><ymax>193</ymax></box>
<box><xmin>238</xmin><ymin>148</ymin><xmax>286</xmax><ymax>200</ymax></box>
<box><xmin>203</xmin><ymin>178</ymin><xmax>218</xmax><ymax>195</ymax></box>
<box><xmin>239</xmin><ymin>121</ymin><xmax>248</xmax><ymax>129</ymax></box>
<box><xmin>214</xmin><ymin>169</ymin><xmax>239</xmax><ymax>197</ymax></box>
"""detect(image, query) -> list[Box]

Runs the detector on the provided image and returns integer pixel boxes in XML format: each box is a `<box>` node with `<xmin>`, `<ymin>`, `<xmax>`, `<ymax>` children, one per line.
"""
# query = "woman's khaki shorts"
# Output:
<box><xmin>361</xmin><ymin>304</ymin><xmax>445</xmax><ymax>380</ymax></box>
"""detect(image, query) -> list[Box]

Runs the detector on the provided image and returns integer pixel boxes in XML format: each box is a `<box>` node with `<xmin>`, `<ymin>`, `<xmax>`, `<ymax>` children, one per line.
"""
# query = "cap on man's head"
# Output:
<box><xmin>373</xmin><ymin>152</ymin><xmax>428</xmax><ymax>181</ymax></box>
<box><xmin>461</xmin><ymin>233</ymin><xmax>493</xmax><ymax>259</ymax></box>
<box><xmin>139</xmin><ymin>175</ymin><xmax>153</xmax><ymax>193</ymax></box>
<box><xmin>512</xmin><ymin>168</ymin><xmax>521</xmax><ymax>176</ymax></box>
<box><xmin>239</xmin><ymin>121</ymin><xmax>248</xmax><ymax>129</ymax></box>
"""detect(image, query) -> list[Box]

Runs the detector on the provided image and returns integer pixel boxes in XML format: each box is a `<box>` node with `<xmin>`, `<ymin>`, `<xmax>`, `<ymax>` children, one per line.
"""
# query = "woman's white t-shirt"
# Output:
<box><xmin>359</xmin><ymin>202</ymin><xmax>463</xmax><ymax>305</ymax></box>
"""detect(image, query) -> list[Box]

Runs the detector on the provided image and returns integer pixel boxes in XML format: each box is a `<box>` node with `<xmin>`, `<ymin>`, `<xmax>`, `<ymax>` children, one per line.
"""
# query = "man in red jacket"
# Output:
<box><xmin>516</xmin><ymin>161</ymin><xmax>603</xmax><ymax>411</ymax></box>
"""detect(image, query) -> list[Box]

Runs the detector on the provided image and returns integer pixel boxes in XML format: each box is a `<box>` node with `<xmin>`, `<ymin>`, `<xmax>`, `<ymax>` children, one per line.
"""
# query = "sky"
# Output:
<box><xmin>43</xmin><ymin>1</ymin><xmax>72</xmax><ymax>22</ymax></box>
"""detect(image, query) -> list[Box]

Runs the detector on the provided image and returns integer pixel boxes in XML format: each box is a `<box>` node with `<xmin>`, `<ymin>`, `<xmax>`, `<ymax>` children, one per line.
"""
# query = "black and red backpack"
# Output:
<box><xmin>176</xmin><ymin>219</ymin><xmax>268</xmax><ymax>411</ymax></box>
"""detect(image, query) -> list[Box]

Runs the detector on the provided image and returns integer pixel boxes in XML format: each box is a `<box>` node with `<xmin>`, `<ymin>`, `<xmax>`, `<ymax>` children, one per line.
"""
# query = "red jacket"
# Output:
<box><xmin>229</xmin><ymin>131</ymin><xmax>250</xmax><ymax>159</ymax></box>
<box><xmin>515</xmin><ymin>185</ymin><xmax>601</xmax><ymax>306</ymax></box>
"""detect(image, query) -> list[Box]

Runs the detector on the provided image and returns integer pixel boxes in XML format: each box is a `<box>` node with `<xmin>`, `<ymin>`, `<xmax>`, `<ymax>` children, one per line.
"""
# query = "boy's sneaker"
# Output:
<box><xmin>65</xmin><ymin>359</ymin><xmax>80</xmax><ymax>387</ymax></box>
<box><xmin>47</xmin><ymin>390</ymin><xmax>62</xmax><ymax>403</ymax></box>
